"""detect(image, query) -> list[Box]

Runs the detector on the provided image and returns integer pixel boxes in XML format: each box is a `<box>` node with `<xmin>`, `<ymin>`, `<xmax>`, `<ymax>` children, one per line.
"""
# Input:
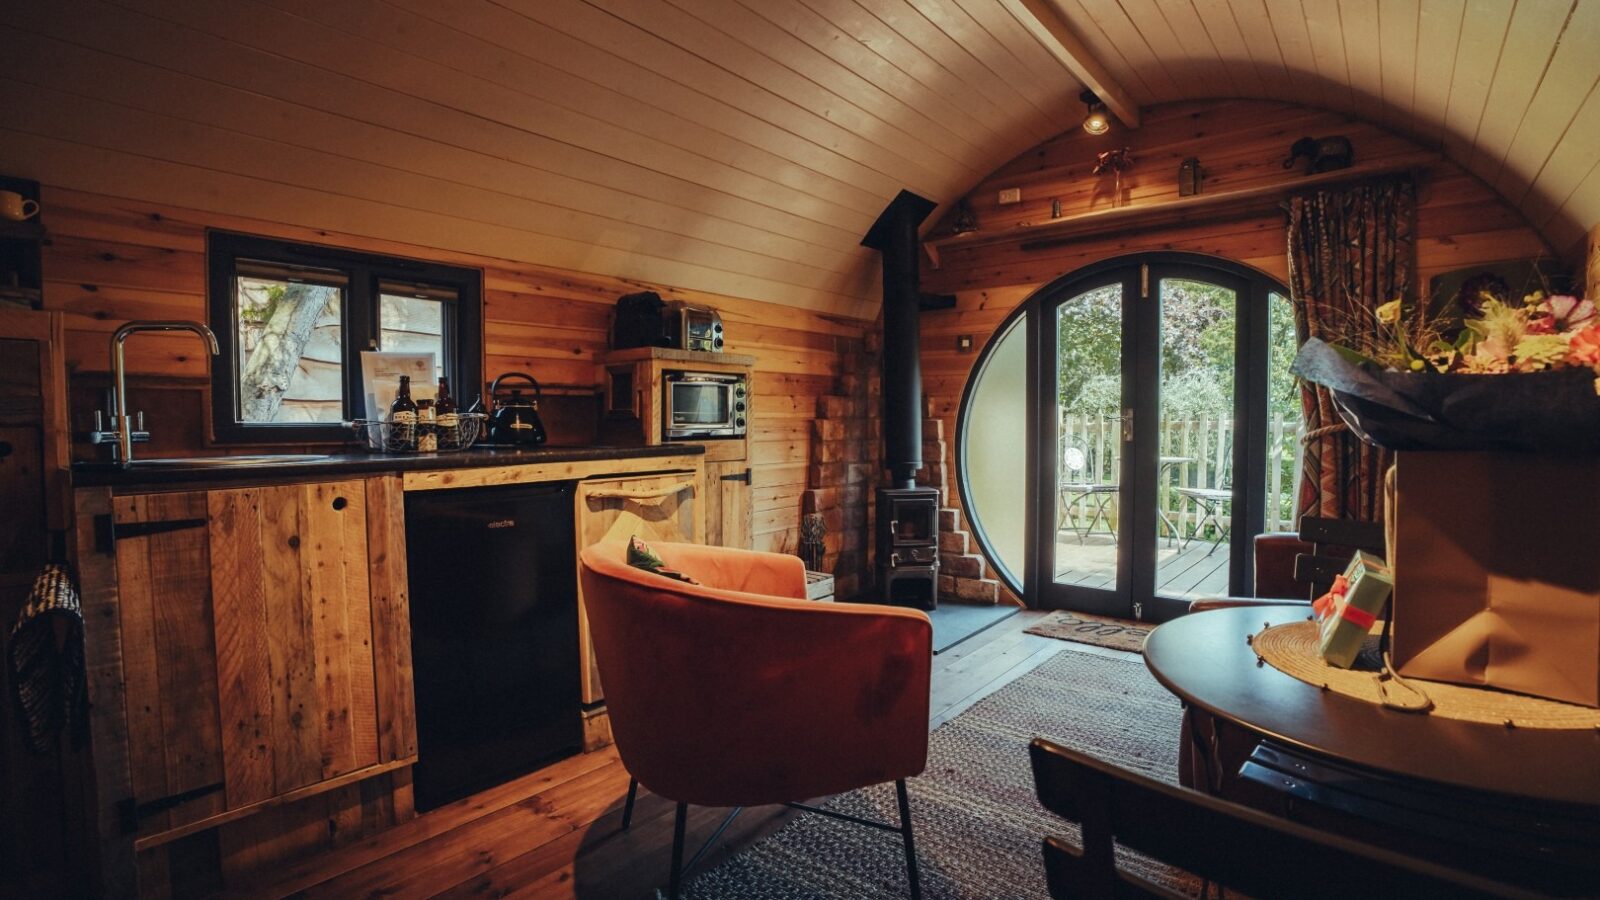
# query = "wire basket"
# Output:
<box><xmin>353</xmin><ymin>412</ymin><xmax>487</xmax><ymax>454</ymax></box>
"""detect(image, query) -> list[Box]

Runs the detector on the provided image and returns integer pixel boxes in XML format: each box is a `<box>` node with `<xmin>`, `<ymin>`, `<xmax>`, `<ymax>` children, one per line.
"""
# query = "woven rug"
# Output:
<box><xmin>1024</xmin><ymin>610</ymin><xmax>1150</xmax><ymax>652</ymax></box>
<box><xmin>682</xmin><ymin>649</ymin><xmax>1193</xmax><ymax>899</ymax></box>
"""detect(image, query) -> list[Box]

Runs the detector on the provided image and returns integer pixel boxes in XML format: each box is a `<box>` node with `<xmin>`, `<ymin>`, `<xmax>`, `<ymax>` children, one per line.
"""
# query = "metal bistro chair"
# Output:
<box><xmin>1058</xmin><ymin>447</ymin><xmax>1119</xmax><ymax>545</ymax></box>
<box><xmin>1175</xmin><ymin>485</ymin><xmax>1233</xmax><ymax>556</ymax></box>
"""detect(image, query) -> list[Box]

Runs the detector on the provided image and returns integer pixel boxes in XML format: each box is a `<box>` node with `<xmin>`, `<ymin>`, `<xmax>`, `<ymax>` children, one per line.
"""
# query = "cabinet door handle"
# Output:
<box><xmin>94</xmin><ymin>515</ymin><xmax>207</xmax><ymax>554</ymax></box>
<box><xmin>583</xmin><ymin>479</ymin><xmax>698</xmax><ymax>503</ymax></box>
<box><xmin>118</xmin><ymin>781</ymin><xmax>225</xmax><ymax>833</ymax></box>
<box><xmin>720</xmin><ymin>468</ymin><xmax>752</xmax><ymax>484</ymax></box>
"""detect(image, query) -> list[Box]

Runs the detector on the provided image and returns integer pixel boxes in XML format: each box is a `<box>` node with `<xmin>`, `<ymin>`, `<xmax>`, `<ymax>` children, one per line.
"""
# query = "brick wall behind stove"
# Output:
<box><xmin>802</xmin><ymin>328</ymin><xmax>882</xmax><ymax>599</ymax></box>
<box><xmin>915</xmin><ymin>403</ymin><xmax>1007</xmax><ymax>605</ymax></box>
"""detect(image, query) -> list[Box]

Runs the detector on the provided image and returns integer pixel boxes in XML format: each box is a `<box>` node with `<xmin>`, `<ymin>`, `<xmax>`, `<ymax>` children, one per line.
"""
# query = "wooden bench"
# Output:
<box><xmin>1027</xmin><ymin>737</ymin><xmax>1543</xmax><ymax>900</ymax></box>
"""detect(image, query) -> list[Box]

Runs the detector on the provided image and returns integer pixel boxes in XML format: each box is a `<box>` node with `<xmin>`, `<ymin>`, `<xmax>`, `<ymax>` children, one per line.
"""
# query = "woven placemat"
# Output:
<box><xmin>1254</xmin><ymin>620</ymin><xmax>1600</xmax><ymax>730</ymax></box>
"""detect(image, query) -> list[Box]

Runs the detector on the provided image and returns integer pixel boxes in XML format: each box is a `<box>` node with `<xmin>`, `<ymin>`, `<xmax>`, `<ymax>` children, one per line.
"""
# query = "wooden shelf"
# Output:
<box><xmin>602</xmin><ymin>346</ymin><xmax>756</xmax><ymax>367</ymax></box>
<box><xmin>0</xmin><ymin>220</ymin><xmax>45</xmax><ymax>241</ymax></box>
<box><xmin>923</xmin><ymin>153</ymin><xmax>1439</xmax><ymax>263</ymax></box>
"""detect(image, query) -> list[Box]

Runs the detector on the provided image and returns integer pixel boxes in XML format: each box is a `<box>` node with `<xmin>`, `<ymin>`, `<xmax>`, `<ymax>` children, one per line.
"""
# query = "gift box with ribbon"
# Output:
<box><xmin>1315</xmin><ymin>551</ymin><xmax>1394</xmax><ymax>669</ymax></box>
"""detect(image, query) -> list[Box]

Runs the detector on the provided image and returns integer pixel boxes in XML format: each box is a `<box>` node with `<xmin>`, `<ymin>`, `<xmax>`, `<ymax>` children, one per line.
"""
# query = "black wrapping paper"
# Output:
<box><xmin>1292</xmin><ymin>337</ymin><xmax>1600</xmax><ymax>453</ymax></box>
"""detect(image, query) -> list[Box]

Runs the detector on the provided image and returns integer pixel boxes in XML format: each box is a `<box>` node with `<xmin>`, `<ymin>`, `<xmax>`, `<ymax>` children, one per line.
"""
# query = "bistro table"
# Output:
<box><xmin>1143</xmin><ymin>605</ymin><xmax>1600</xmax><ymax>893</ymax></box>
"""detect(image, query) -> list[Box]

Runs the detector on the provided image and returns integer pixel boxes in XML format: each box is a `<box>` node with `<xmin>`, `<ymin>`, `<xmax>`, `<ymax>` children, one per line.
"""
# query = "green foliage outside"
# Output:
<box><xmin>1056</xmin><ymin>280</ymin><xmax>1248</xmax><ymax>414</ymax></box>
<box><xmin>238</xmin><ymin>281</ymin><xmax>288</xmax><ymax>325</ymax></box>
<box><xmin>1055</xmin><ymin>280</ymin><xmax>1304</xmax><ymax>531</ymax></box>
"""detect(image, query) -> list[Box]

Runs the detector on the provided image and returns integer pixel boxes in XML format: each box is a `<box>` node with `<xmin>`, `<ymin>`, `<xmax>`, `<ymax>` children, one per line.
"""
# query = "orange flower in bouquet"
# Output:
<box><xmin>1566</xmin><ymin>323</ymin><xmax>1600</xmax><ymax>369</ymax></box>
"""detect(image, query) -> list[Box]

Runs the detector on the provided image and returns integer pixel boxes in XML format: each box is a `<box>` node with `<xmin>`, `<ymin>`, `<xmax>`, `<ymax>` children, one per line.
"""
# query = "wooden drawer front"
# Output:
<box><xmin>578</xmin><ymin>472</ymin><xmax>702</xmax><ymax>548</ymax></box>
<box><xmin>575</xmin><ymin>472</ymin><xmax>702</xmax><ymax>705</ymax></box>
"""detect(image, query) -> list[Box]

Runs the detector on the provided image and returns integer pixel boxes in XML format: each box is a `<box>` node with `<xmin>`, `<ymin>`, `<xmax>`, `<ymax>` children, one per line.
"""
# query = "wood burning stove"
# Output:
<box><xmin>863</xmin><ymin>191</ymin><xmax>946</xmax><ymax>610</ymax></box>
<box><xmin>877</xmin><ymin>486</ymin><xmax>940</xmax><ymax>609</ymax></box>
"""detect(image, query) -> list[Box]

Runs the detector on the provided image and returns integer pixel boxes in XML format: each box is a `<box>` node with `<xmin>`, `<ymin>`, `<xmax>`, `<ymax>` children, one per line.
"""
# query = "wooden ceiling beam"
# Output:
<box><xmin>1006</xmin><ymin>0</ymin><xmax>1140</xmax><ymax>129</ymax></box>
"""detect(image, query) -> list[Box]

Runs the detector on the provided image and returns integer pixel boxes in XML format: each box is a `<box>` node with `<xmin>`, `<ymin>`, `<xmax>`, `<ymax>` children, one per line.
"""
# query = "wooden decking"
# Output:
<box><xmin>239</xmin><ymin>610</ymin><xmax>1095</xmax><ymax>900</ymax></box>
<box><xmin>1053</xmin><ymin>533</ymin><xmax>1231</xmax><ymax>601</ymax></box>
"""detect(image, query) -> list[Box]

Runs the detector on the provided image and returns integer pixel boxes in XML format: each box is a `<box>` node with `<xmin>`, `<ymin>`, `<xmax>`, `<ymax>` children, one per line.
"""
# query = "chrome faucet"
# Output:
<box><xmin>91</xmin><ymin>321</ymin><xmax>220</xmax><ymax>465</ymax></box>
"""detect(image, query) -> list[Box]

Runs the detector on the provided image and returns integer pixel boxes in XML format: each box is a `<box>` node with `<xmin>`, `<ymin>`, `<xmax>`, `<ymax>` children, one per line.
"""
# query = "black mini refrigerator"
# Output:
<box><xmin>404</xmin><ymin>482</ymin><xmax>582</xmax><ymax>811</ymax></box>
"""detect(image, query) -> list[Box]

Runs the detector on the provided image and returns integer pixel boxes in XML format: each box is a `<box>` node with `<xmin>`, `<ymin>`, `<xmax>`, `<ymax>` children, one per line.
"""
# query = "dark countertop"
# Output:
<box><xmin>72</xmin><ymin>443</ymin><xmax>704</xmax><ymax>489</ymax></box>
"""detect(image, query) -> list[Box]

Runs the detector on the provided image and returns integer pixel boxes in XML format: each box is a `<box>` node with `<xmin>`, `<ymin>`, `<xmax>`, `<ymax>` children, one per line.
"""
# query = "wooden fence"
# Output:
<box><xmin>1059</xmin><ymin>411</ymin><xmax>1303</xmax><ymax>541</ymax></box>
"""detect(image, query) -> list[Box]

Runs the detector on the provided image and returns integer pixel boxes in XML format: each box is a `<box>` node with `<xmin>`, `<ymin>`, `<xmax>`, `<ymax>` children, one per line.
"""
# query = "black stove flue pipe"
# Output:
<box><xmin>862</xmin><ymin>190</ymin><xmax>938</xmax><ymax>490</ymax></box>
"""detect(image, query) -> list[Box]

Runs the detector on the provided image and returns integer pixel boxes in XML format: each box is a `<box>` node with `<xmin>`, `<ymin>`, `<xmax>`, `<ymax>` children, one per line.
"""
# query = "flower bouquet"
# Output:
<box><xmin>1292</xmin><ymin>282</ymin><xmax>1600</xmax><ymax>452</ymax></box>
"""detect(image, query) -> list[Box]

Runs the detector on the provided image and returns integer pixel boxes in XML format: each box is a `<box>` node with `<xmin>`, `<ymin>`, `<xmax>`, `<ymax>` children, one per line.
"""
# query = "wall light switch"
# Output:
<box><xmin>957</xmin><ymin>334</ymin><xmax>974</xmax><ymax>352</ymax></box>
<box><xmin>997</xmin><ymin>188</ymin><xmax>1021</xmax><ymax>205</ymax></box>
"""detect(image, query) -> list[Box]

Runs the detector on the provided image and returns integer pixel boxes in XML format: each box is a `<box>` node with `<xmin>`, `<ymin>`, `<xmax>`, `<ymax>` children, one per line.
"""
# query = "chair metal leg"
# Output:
<box><xmin>668</xmin><ymin>801</ymin><xmax>688</xmax><ymax>899</ymax></box>
<box><xmin>622</xmin><ymin>777</ymin><xmax>638</xmax><ymax>830</ymax></box>
<box><xmin>1092</xmin><ymin>493</ymin><xmax>1118</xmax><ymax>547</ymax></box>
<box><xmin>684</xmin><ymin>806</ymin><xmax>743</xmax><ymax>875</ymax></box>
<box><xmin>1061</xmin><ymin>490</ymin><xmax>1089</xmax><ymax>544</ymax></box>
<box><xmin>895</xmin><ymin>779</ymin><xmax>922</xmax><ymax>900</ymax></box>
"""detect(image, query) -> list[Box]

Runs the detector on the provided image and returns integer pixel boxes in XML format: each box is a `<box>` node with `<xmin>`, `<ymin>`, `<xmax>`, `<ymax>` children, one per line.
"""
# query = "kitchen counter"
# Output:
<box><xmin>72</xmin><ymin>443</ymin><xmax>703</xmax><ymax>489</ymax></box>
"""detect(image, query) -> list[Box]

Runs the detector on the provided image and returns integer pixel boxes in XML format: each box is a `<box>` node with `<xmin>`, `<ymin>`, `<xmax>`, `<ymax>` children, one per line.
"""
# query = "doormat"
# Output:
<box><xmin>1025</xmin><ymin>610</ymin><xmax>1150</xmax><ymax>652</ymax></box>
<box><xmin>680</xmin><ymin>649</ymin><xmax>1191</xmax><ymax>899</ymax></box>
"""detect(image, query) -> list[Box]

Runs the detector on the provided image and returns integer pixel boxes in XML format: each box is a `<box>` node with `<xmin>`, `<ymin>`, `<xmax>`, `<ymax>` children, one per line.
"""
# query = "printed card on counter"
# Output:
<box><xmin>360</xmin><ymin>351</ymin><xmax>436</xmax><ymax>418</ymax></box>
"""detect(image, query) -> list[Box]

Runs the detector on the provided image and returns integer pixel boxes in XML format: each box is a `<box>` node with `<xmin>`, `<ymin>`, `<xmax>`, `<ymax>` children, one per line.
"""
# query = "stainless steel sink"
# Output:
<box><xmin>119</xmin><ymin>454</ymin><xmax>332</xmax><ymax>468</ymax></box>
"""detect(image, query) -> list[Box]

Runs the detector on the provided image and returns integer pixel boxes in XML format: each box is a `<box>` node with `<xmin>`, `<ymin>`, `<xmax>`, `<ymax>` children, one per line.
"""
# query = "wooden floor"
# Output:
<box><xmin>237</xmin><ymin>610</ymin><xmax>1117</xmax><ymax>900</ymax></box>
<box><xmin>1053</xmin><ymin>532</ymin><xmax>1230</xmax><ymax>601</ymax></box>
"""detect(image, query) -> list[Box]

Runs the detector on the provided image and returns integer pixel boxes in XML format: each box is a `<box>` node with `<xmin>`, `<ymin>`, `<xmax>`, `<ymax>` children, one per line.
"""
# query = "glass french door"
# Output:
<box><xmin>1028</xmin><ymin>255</ymin><xmax>1284</xmax><ymax>622</ymax></box>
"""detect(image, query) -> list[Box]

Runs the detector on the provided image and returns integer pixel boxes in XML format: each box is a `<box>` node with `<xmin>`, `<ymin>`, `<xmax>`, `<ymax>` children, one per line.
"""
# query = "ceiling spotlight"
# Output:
<box><xmin>1081</xmin><ymin>90</ymin><xmax>1110</xmax><ymax>135</ymax></box>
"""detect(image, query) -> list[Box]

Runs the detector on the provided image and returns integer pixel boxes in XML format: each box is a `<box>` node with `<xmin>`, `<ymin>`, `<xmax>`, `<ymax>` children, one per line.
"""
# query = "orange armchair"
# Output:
<box><xmin>578</xmin><ymin>541</ymin><xmax>933</xmax><ymax>898</ymax></box>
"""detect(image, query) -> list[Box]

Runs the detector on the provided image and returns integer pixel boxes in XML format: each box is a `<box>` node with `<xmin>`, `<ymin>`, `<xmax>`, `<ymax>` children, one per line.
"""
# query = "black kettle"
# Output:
<box><xmin>485</xmin><ymin>372</ymin><xmax>547</xmax><ymax>446</ymax></box>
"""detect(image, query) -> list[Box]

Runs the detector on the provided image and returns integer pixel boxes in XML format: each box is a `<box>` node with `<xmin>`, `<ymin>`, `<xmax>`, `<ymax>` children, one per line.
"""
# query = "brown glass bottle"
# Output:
<box><xmin>390</xmin><ymin>375</ymin><xmax>419</xmax><ymax>451</ymax></box>
<box><xmin>435</xmin><ymin>376</ymin><xmax>458</xmax><ymax>428</ymax></box>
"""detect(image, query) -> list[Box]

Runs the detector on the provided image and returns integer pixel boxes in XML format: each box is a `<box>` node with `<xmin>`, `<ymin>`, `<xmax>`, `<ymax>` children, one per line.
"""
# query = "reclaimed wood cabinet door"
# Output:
<box><xmin>704</xmin><ymin>460</ymin><xmax>753</xmax><ymax>549</ymax></box>
<box><xmin>574</xmin><ymin>471</ymin><xmax>702</xmax><ymax>705</ymax></box>
<box><xmin>108</xmin><ymin>476</ymin><xmax>415</xmax><ymax>846</ymax></box>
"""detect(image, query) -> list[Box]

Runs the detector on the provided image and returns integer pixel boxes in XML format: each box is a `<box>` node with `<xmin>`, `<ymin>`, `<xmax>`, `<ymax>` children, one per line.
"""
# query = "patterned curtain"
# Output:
<box><xmin>1286</xmin><ymin>177</ymin><xmax>1416</xmax><ymax>523</ymax></box>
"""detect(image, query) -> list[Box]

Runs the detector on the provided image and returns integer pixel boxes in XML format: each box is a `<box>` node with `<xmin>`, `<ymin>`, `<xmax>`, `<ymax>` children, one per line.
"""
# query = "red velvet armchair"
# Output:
<box><xmin>577</xmin><ymin>541</ymin><xmax>933</xmax><ymax>898</ymax></box>
<box><xmin>1187</xmin><ymin>532</ymin><xmax>1314</xmax><ymax>612</ymax></box>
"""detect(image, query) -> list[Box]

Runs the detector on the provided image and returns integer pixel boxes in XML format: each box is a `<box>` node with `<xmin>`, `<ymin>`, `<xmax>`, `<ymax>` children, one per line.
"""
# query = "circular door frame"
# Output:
<box><xmin>954</xmin><ymin>250</ymin><xmax>1291</xmax><ymax>608</ymax></box>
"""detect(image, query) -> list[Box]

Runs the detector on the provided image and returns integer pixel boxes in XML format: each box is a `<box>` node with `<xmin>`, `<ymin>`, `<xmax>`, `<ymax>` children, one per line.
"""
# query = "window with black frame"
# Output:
<box><xmin>207</xmin><ymin>232</ymin><xmax>482</xmax><ymax>444</ymax></box>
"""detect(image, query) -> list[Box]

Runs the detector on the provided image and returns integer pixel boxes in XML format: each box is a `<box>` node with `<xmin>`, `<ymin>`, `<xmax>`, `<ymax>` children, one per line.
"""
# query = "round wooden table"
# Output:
<box><xmin>1144</xmin><ymin>604</ymin><xmax>1600</xmax><ymax>807</ymax></box>
<box><xmin>1144</xmin><ymin>605</ymin><xmax>1600</xmax><ymax>891</ymax></box>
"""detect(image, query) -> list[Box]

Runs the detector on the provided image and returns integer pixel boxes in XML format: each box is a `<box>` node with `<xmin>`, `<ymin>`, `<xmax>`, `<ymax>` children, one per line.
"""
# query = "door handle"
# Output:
<box><xmin>94</xmin><ymin>514</ymin><xmax>207</xmax><ymax>554</ymax></box>
<box><xmin>720</xmin><ymin>468</ymin><xmax>752</xmax><ymax>484</ymax></box>
<box><xmin>1121</xmin><ymin>408</ymin><xmax>1134</xmax><ymax>442</ymax></box>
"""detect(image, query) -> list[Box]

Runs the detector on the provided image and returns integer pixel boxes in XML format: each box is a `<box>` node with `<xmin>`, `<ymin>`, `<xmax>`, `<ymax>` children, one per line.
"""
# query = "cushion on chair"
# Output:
<box><xmin>626</xmin><ymin>535</ymin><xmax>701</xmax><ymax>584</ymax></box>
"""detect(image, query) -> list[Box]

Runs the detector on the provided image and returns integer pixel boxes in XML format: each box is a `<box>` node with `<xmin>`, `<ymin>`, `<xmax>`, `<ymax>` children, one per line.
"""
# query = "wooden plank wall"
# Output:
<box><xmin>919</xmin><ymin>99</ymin><xmax>1557</xmax><ymax>550</ymax></box>
<box><xmin>39</xmin><ymin>188</ymin><xmax>869</xmax><ymax>557</ymax></box>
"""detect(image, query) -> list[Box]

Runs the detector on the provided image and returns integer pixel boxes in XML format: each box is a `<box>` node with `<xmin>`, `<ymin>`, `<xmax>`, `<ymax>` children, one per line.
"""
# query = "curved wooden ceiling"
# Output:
<box><xmin>0</xmin><ymin>1</ymin><xmax>1594</xmax><ymax>319</ymax></box>
<box><xmin>1036</xmin><ymin>0</ymin><xmax>1600</xmax><ymax>258</ymax></box>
